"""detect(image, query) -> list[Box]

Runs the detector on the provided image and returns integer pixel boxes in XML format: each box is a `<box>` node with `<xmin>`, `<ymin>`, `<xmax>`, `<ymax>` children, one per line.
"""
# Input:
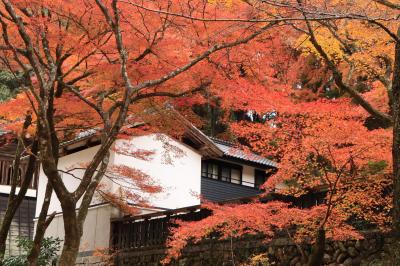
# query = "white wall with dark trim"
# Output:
<box><xmin>35</xmin><ymin>133</ymin><xmax>203</xmax><ymax>252</ymax></box>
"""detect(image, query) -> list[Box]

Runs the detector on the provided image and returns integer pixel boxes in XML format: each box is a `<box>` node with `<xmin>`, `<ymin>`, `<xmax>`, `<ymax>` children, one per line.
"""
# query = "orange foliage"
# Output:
<box><xmin>0</xmin><ymin>0</ymin><xmax>394</xmax><ymax>262</ymax></box>
<box><xmin>163</xmin><ymin>201</ymin><xmax>362</xmax><ymax>263</ymax></box>
<box><xmin>164</xmin><ymin>1</ymin><xmax>394</xmax><ymax>260</ymax></box>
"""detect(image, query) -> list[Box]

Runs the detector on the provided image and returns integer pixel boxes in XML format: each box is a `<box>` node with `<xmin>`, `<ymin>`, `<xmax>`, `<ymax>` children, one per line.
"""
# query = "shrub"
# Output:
<box><xmin>2</xmin><ymin>237</ymin><xmax>61</xmax><ymax>266</ymax></box>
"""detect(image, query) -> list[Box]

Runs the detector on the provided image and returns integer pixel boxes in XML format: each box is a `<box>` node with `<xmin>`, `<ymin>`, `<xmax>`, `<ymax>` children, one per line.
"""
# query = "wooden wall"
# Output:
<box><xmin>0</xmin><ymin>194</ymin><xmax>36</xmax><ymax>257</ymax></box>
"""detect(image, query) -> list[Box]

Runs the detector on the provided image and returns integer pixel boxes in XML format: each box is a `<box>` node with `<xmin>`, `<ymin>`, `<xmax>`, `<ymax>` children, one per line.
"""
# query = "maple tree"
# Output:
<box><xmin>0</xmin><ymin>0</ymin><xmax>302</xmax><ymax>265</ymax></box>
<box><xmin>0</xmin><ymin>0</ymin><xmax>396</xmax><ymax>265</ymax></box>
<box><xmin>162</xmin><ymin>1</ymin><xmax>397</xmax><ymax>265</ymax></box>
<box><xmin>279</xmin><ymin>3</ymin><xmax>400</xmax><ymax>262</ymax></box>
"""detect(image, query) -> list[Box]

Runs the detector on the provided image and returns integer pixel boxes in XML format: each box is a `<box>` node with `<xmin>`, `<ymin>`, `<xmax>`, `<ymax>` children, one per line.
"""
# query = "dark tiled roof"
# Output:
<box><xmin>59</xmin><ymin>129</ymin><xmax>98</xmax><ymax>148</ymax></box>
<box><xmin>210</xmin><ymin>137</ymin><xmax>277</xmax><ymax>168</ymax></box>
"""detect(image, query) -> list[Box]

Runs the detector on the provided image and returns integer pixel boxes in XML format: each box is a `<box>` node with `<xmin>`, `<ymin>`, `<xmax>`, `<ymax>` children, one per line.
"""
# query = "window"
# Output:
<box><xmin>201</xmin><ymin>160</ymin><xmax>242</xmax><ymax>184</ymax></box>
<box><xmin>202</xmin><ymin>162</ymin><xmax>219</xmax><ymax>179</ymax></box>
<box><xmin>254</xmin><ymin>169</ymin><xmax>267</xmax><ymax>189</ymax></box>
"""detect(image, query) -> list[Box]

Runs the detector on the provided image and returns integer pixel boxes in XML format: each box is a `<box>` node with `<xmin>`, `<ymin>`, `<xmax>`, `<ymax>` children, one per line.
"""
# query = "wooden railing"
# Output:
<box><xmin>110</xmin><ymin>207</ymin><xmax>211</xmax><ymax>251</ymax></box>
<box><xmin>0</xmin><ymin>158</ymin><xmax>38</xmax><ymax>190</ymax></box>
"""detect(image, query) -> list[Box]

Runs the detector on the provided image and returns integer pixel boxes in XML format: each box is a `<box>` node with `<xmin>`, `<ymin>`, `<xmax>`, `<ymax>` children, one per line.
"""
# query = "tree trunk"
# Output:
<box><xmin>57</xmin><ymin>202</ymin><xmax>80</xmax><ymax>266</ymax></box>
<box><xmin>27</xmin><ymin>183</ymin><xmax>54</xmax><ymax>266</ymax></box>
<box><xmin>307</xmin><ymin>228</ymin><xmax>326</xmax><ymax>266</ymax></box>
<box><xmin>390</xmin><ymin>25</ymin><xmax>400</xmax><ymax>265</ymax></box>
<box><xmin>392</xmin><ymin>26</ymin><xmax>400</xmax><ymax>238</ymax></box>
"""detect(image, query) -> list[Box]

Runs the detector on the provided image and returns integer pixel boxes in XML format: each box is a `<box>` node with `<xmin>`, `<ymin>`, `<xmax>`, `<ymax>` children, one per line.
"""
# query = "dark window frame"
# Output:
<box><xmin>201</xmin><ymin>159</ymin><xmax>243</xmax><ymax>185</ymax></box>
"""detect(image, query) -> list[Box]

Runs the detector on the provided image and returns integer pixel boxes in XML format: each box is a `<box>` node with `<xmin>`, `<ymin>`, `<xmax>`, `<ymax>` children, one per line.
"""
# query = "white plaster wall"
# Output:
<box><xmin>35</xmin><ymin>133</ymin><xmax>202</xmax><ymax>216</ymax></box>
<box><xmin>41</xmin><ymin>204</ymin><xmax>120</xmax><ymax>251</ymax></box>
<box><xmin>35</xmin><ymin>146</ymin><xmax>102</xmax><ymax>217</ymax></box>
<box><xmin>112</xmin><ymin>134</ymin><xmax>202</xmax><ymax>209</ymax></box>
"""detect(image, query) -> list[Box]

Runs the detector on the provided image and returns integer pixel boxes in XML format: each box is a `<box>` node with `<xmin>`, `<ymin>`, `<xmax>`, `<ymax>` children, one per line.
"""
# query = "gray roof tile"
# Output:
<box><xmin>210</xmin><ymin>137</ymin><xmax>277</xmax><ymax>168</ymax></box>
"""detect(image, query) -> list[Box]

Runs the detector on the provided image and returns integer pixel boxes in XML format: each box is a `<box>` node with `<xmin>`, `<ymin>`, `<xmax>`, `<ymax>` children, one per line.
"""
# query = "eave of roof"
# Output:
<box><xmin>210</xmin><ymin>137</ymin><xmax>277</xmax><ymax>168</ymax></box>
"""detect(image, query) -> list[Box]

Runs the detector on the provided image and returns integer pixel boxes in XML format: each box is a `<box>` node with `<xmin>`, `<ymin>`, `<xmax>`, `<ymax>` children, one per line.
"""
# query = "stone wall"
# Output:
<box><xmin>76</xmin><ymin>232</ymin><xmax>391</xmax><ymax>266</ymax></box>
<box><xmin>76</xmin><ymin>253</ymin><xmax>109</xmax><ymax>266</ymax></box>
